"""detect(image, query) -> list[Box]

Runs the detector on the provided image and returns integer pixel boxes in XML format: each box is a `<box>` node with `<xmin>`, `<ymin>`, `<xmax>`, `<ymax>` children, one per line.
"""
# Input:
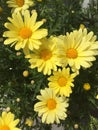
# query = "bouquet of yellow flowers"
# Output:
<box><xmin>1</xmin><ymin>0</ymin><xmax>98</xmax><ymax>130</ymax></box>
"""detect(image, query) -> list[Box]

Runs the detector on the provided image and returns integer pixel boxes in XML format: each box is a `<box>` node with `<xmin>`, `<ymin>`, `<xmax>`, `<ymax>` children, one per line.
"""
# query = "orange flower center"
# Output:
<box><xmin>0</xmin><ymin>125</ymin><xmax>10</xmax><ymax>130</ymax></box>
<box><xmin>40</xmin><ymin>49</ymin><xmax>52</xmax><ymax>61</ymax></box>
<box><xmin>16</xmin><ymin>0</ymin><xmax>24</xmax><ymax>7</ymax></box>
<box><xmin>58</xmin><ymin>76</ymin><xmax>67</xmax><ymax>87</ymax></box>
<box><xmin>47</xmin><ymin>98</ymin><xmax>56</xmax><ymax>110</ymax></box>
<box><xmin>66</xmin><ymin>48</ymin><xmax>78</xmax><ymax>59</ymax></box>
<box><xmin>19</xmin><ymin>27</ymin><xmax>32</xmax><ymax>39</ymax></box>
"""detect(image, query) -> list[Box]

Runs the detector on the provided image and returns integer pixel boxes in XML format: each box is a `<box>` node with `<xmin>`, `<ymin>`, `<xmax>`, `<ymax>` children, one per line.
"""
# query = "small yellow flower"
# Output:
<box><xmin>7</xmin><ymin>0</ymin><xmax>34</xmax><ymax>13</ymax></box>
<box><xmin>34</xmin><ymin>88</ymin><xmax>69</xmax><ymax>124</ymax></box>
<box><xmin>25</xmin><ymin>118</ymin><xmax>33</xmax><ymax>126</ymax></box>
<box><xmin>3</xmin><ymin>10</ymin><xmax>48</xmax><ymax>51</ymax></box>
<box><xmin>83</xmin><ymin>83</ymin><xmax>91</xmax><ymax>91</ymax></box>
<box><xmin>58</xmin><ymin>28</ymin><xmax>98</xmax><ymax>72</ymax></box>
<box><xmin>0</xmin><ymin>111</ymin><xmax>21</xmax><ymax>130</ymax></box>
<box><xmin>26</xmin><ymin>37</ymin><xmax>61</xmax><ymax>75</ymax></box>
<box><xmin>23</xmin><ymin>70</ymin><xmax>29</xmax><ymax>77</ymax></box>
<box><xmin>48</xmin><ymin>67</ymin><xmax>77</xmax><ymax>97</ymax></box>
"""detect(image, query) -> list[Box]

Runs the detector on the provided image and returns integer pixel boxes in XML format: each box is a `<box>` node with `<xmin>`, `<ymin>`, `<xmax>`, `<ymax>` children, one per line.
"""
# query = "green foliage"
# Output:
<box><xmin>34</xmin><ymin>0</ymin><xmax>84</xmax><ymax>36</ymax></box>
<box><xmin>81</xmin><ymin>0</ymin><xmax>98</xmax><ymax>35</ymax></box>
<box><xmin>0</xmin><ymin>0</ymin><xmax>98</xmax><ymax>130</ymax></box>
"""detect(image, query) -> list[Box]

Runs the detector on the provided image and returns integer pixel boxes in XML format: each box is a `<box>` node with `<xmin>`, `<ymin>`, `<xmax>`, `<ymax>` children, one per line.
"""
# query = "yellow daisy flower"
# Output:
<box><xmin>3</xmin><ymin>10</ymin><xmax>48</xmax><ymax>51</ymax></box>
<box><xmin>6</xmin><ymin>0</ymin><xmax>34</xmax><ymax>13</ymax></box>
<box><xmin>48</xmin><ymin>67</ymin><xmax>77</xmax><ymax>97</ymax></box>
<box><xmin>26</xmin><ymin>37</ymin><xmax>61</xmax><ymax>75</ymax></box>
<box><xmin>34</xmin><ymin>88</ymin><xmax>69</xmax><ymax>124</ymax></box>
<box><xmin>58</xmin><ymin>28</ymin><xmax>98</xmax><ymax>72</ymax></box>
<box><xmin>0</xmin><ymin>111</ymin><xmax>21</xmax><ymax>130</ymax></box>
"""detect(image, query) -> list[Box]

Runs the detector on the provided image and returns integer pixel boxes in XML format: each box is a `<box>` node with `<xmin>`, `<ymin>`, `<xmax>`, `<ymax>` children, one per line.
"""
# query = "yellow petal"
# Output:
<box><xmin>32</xmin><ymin>21</ymin><xmax>44</xmax><ymax>31</ymax></box>
<box><xmin>31</xmin><ymin>29</ymin><xmax>48</xmax><ymax>39</ymax></box>
<box><xmin>4</xmin><ymin>38</ymin><xmax>17</xmax><ymax>45</ymax></box>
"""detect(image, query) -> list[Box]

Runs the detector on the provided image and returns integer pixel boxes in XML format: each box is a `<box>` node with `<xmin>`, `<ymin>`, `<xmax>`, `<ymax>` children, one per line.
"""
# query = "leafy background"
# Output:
<box><xmin>0</xmin><ymin>0</ymin><xmax>98</xmax><ymax>130</ymax></box>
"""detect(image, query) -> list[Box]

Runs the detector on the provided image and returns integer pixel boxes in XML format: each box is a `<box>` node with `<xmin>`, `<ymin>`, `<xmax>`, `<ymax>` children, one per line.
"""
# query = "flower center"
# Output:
<box><xmin>58</xmin><ymin>76</ymin><xmax>67</xmax><ymax>87</ymax></box>
<box><xmin>0</xmin><ymin>125</ymin><xmax>10</xmax><ymax>130</ymax></box>
<box><xmin>66</xmin><ymin>48</ymin><xmax>78</xmax><ymax>59</ymax></box>
<box><xmin>19</xmin><ymin>27</ymin><xmax>32</xmax><ymax>39</ymax></box>
<box><xmin>47</xmin><ymin>98</ymin><xmax>56</xmax><ymax>110</ymax></box>
<box><xmin>16</xmin><ymin>0</ymin><xmax>24</xmax><ymax>7</ymax></box>
<box><xmin>40</xmin><ymin>49</ymin><xmax>52</xmax><ymax>61</ymax></box>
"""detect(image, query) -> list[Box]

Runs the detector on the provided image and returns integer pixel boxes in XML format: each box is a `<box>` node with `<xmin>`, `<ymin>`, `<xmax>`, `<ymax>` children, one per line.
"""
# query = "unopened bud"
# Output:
<box><xmin>31</xmin><ymin>80</ymin><xmax>35</xmax><ymax>85</ymax></box>
<box><xmin>6</xmin><ymin>107</ymin><xmax>10</xmax><ymax>112</ymax></box>
<box><xmin>42</xmin><ymin>19</ymin><xmax>47</xmax><ymax>23</ymax></box>
<box><xmin>16</xmin><ymin>52</ymin><xmax>21</xmax><ymax>56</ymax></box>
<box><xmin>16</xmin><ymin>98</ymin><xmax>20</xmax><ymax>102</ymax></box>
<box><xmin>74</xmin><ymin>124</ymin><xmax>79</xmax><ymax>129</ymax></box>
